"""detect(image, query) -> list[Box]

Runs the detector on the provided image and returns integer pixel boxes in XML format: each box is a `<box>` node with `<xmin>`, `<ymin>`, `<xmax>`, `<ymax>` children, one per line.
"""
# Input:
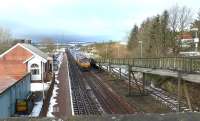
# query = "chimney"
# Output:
<box><xmin>20</xmin><ymin>39</ymin><xmax>25</xmax><ymax>43</ymax></box>
<box><xmin>27</xmin><ymin>40</ymin><xmax>32</xmax><ymax>44</ymax></box>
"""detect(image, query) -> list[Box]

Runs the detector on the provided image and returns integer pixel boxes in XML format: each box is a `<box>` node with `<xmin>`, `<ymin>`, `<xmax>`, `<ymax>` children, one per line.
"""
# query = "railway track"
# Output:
<box><xmin>99</xmin><ymin>65</ymin><xmax>191</xmax><ymax>112</ymax></box>
<box><xmin>67</xmin><ymin>52</ymin><xmax>100</xmax><ymax>115</ymax></box>
<box><xmin>67</xmin><ymin>51</ymin><xmax>136</xmax><ymax>115</ymax></box>
<box><xmin>83</xmin><ymin>72</ymin><xmax>135</xmax><ymax>114</ymax></box>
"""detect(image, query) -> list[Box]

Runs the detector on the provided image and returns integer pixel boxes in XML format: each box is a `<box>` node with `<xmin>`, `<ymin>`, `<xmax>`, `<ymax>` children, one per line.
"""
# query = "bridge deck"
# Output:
<box><xmin>132</xmin><ymin>67</ymin><xmax>200</xmax><ymax>83</ymax></box>
<box><xmin>95</xmin><ymin>57</ymin><xmax>200</xmax><ymax>83</ymax></box>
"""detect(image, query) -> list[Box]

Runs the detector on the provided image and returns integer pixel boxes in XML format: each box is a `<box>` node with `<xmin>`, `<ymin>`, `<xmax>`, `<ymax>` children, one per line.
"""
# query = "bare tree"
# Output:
<box><xmin>169</xmin><ymin>5</ymin><xmax>179</xmax><ymax>33</ymax></box>
<box><xmin>178</xmin><ymin>6</ymin><xmax>193</xmax><ymax>32</ymax></box>
<box><xmin>0</xmin><ymin>27</ymin><xmax>13</xmax><ymax>54</ymax></box>
<box><xmin>0</xmin><ymin>27</ymin><xmax>12</xmax><ymax>43</ymax></box>
<box><xmin>168</xmin><ymin>5</ymin><xmax>193</xmax><ymax>55</ymax></box>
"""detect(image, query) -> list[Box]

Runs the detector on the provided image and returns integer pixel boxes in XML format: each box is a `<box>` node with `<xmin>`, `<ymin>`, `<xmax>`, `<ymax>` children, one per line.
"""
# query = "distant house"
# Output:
<box><xmin>0</xmin><ymin>43</ymin><xmax>52</xmax><ymax>82</ymax></box>
<box><xmin>0</xmin><ymin>73</ymin><xmax>31</xmax><ymax>118</ymax></box>
<box><xmin>177</xmin><ymin>32</ymin><xmax>193</xmax><ymax>48</ymax></box>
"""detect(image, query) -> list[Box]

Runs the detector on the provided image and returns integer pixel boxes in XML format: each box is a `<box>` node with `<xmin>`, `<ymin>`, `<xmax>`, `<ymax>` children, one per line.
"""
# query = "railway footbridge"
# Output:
<box><xmin>95</xmin><ymin>57</ymin><xmax>200</xmax><ymax>112</ymax></box>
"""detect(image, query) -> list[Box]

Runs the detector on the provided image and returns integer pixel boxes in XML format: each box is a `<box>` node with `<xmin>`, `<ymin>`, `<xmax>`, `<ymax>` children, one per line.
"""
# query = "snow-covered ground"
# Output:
<box><xmin>29</xmin><ymin>82</ymin><xmax>50</xmax><ymax>117</ymax></box>
<box><xmin>82</xmin><ymin>51</ymin><xmax>100</xmax><ymax>58</ymax></box>
<box><xmin>31</xmin><ymin>83</ymin><xmax>50</xmax><ymax>92</ymax></box>
<box><xmin>30</xmin><ymin>100</ymin><xmax>43</xmax><ymax>117</ymax></box>
<box><xmin>47</xmin><ymin>52</ymin><xmax>64</xmax><ymax>117</ymax></box>
<box><xmin>57</xmin><ymin>52</ymin><xmax>64</xmax><ymax>66</ymax></box>
<box><xmin>47</xmin><ymin>83</ymin><xmax>59</xmax><ymax>117</ymax></box>
<box><xmin>55</xmin><ymin>52</ymin><xmax>64</xmax><ymax>75</ymax></box>
<box><xmin>29</xmin><ymin>52</ymin><xmax>64</xmax><ymax>117</ymax></box>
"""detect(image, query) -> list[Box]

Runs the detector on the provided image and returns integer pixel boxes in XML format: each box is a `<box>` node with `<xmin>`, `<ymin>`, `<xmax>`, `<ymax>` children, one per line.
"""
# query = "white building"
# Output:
<box><xmin>0</xmin><ymin>43</ymin><xmax>51</xmax><ymax>82</ymax></box>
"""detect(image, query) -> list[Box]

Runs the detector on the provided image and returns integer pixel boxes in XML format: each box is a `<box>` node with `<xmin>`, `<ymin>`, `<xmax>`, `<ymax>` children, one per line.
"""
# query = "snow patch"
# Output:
<box><xmin>54</xmin><ymin>52</ymin><xmax>64</xmax><ymax>75</ymax></box>
<box><xmin>31</xmin><ymin>83</ymin><xmax>50</xmax><ymax>92</ymax></box>
<box><xmin>55</xmin><ymin>71</ymin><xmax>59</xmax><ymax>75</ymax></box>
<box><xmin>47</xmin><ymin>83</ymin><xmax>59</xmax><ymax>117</ymax></box>
<box><xmin>55</xmin><ymin>79</ymin><xmax>59</xmax><ymax>84</ymax></box>
<box><xmin>57</xmin><ymin>53</ymin><xmax>64</xmax><ymax>68</ymax></box>
<box><xmin>47</xmin><ymin>52</ymin><xmax>63</xmax><ymax>117</ymax></box>
<box><xmin>30</xmin><ymin>100</ymin><xmax>43</xmax><ymax>117</ymax></box>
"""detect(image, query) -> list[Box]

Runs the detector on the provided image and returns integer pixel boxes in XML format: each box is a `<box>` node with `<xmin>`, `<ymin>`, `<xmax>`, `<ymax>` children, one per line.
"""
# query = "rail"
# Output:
<box><xmin>95</xmin><ymin>57</ymin><xmax>200</xmax><ymax>73</ymax></box>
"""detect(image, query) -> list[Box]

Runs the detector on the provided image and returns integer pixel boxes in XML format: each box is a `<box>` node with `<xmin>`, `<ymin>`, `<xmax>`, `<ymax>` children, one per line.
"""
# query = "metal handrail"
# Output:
<box><xmin>95</xmin><ymin>57</ymin><xmax>200</xmax><ymax>73</ymax></box>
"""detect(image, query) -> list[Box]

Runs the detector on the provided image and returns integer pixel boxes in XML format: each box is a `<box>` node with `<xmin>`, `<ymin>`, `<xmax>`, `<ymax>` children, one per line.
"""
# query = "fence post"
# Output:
<box><xmin>108</xmin><ymin>58</ymin><xmax>111</xmax><ymax>72</ymax></box>
<box><xmin>159</xmin><ymin>58</ymin><xmax>162</xmax><ymax>69</ymax></box>
<box><xmin>128</xmin><ymin>65</ymin><xmax>131</xmax><ymax>96</ymax></box>
<box><xmin>119</xmin><ymin>68</ymin><xmax>121</xmax><ymax>80</ymax></box>
<box><xmin>177</xmin><ymin>71</ymin><xmax>182</xmax><ymax>112</ymax></box>
<box><xmin>174</xmin><ymin>57</ymin><xmax>176</xmax><ymax>70</ymax></box>
<box><xmin>189</xmin><ymin>58</ymin><xmax>193</xmax><ymax>73</ymax></box>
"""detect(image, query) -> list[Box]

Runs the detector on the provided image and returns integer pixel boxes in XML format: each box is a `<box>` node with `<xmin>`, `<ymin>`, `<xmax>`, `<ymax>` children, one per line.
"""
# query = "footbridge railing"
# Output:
<box><xmin>95</xmin><ymin>57</ymin><xmax>200</xmax><ymax>73</ymax></box>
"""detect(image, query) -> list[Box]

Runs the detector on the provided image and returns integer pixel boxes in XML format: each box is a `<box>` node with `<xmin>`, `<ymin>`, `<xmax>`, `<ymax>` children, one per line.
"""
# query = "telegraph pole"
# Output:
<box><xmin>138</xmin><ymin>41</ymin><xmax>143</xmax><ymax>58</ymax></box>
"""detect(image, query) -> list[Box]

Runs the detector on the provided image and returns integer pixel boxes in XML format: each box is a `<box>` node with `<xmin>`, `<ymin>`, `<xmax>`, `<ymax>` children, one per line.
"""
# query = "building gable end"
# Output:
<box><xmin>0</xmin><ymin>43</ymin><xmax>27</xmax><ymax>58</ymax></box>
<box><xmin>19</xmin><ymin>44</ymin><xmax>48</xmax><ymax>62</ymax></box>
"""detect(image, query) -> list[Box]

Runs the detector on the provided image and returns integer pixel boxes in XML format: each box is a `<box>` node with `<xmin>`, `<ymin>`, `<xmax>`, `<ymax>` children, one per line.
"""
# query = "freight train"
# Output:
<box><xmin>70</xmin><ymin>49</ymin><xmax>91</xmax><ymax>70</ymax></box>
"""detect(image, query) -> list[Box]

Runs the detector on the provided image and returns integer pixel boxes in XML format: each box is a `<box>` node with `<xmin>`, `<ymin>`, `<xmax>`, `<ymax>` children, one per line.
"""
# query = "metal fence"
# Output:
<box><xmin>95</xmin><ymin>57</ymin><xmax>200</xmax><ymax>73</ymax></box>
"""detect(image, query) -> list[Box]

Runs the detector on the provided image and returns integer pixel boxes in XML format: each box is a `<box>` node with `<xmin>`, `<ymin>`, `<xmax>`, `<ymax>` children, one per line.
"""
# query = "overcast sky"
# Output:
<box><xmin>0</xmin><ymin>0</ymin><xmax>199</xmax><ymax>41</ymax></box>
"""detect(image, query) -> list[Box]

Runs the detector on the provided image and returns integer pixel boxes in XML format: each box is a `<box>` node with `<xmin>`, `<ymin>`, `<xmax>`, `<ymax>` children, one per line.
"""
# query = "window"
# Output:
<box><xmin>31</xmin><ymin>64</ymin><xmax>39</xmax><ymax>68</ymax></box>
<box><xmin>31</xmin><ymin>64</ymin><xmax>39</xmax><ymax>75</ymax></box>
<box><xmin>31</xmin><ymin>69</ymin><xmax>39</xmax><ymax>75</ymax></box>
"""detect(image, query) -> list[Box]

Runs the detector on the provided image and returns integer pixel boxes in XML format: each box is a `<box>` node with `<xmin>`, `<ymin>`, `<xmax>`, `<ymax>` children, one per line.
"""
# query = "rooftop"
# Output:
<box><xmin>0</xmin><ymin>61</ymin><xmax>27</xmax><ymax>77</ymax></box>
<box><xmin>21</xmin><ymin>43</ymin><xmax>48</xmax><ymax>60</ymax></box>
<box><xmin>0</xmin><ymin>72</ymin><xmax>26</xmax><ymax>94</ymax></box>
<box><xmin>0</xmin><ymin>75</ymin><xmax>18</xmax><ymax>94</ymax></box>
<box><xmin>177</xmin><ymin>32</ymin><xmax>193</xmax><ymax>40</ymax></box>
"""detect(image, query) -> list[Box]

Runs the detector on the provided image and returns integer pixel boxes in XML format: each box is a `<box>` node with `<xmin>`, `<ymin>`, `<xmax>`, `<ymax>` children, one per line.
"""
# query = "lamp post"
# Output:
<box><xmin>138</xmin><ymin>41</ymin><xmax>143</xmax><ymax>58</ymax></box>
<box><xmin>116</xmin><ymin>44</ymin><xmax>120</xmax><ymax>58</ymax></box>
<box><xmin>191</xmin><ymin>28</ymin><xmax>199</xmax><ymax>52</ymax></box>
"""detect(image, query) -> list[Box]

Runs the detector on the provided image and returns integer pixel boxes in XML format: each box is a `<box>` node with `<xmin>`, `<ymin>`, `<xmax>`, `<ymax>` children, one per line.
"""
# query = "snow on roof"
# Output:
<box><xmin>21</xmin><ymin>43</ymin><xmax>48</xmax><ymax>60</ymax></box>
